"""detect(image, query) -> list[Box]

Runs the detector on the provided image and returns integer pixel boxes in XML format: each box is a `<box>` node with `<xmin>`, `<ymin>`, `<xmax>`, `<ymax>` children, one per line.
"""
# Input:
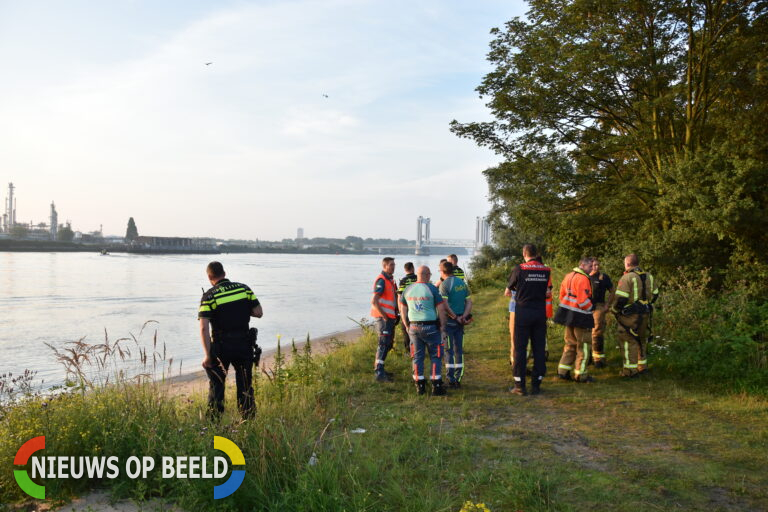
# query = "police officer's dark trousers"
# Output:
<box><xmin>513</xmin><ymin>306</ymin><xmax>547</xmax><ymax>388</ymax></box>
<box><xmin>206</xmin><ymin>339</ymin><xmax>255</xmax><ymax>420</ymax></box>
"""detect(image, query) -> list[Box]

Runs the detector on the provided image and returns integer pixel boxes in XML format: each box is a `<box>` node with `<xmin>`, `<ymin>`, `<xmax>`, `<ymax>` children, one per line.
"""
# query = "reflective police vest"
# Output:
<box><xmin>371</xmin><ymin>273</ymin><xmax>398</xmax><ymax>319</ymax></box>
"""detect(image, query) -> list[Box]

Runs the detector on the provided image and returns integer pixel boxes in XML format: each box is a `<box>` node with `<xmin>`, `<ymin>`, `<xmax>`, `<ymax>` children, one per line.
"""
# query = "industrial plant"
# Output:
<box><xmin>0</xmin><ymin>182</ymin><xmax>68</xmax><ymax>241</ymax></box>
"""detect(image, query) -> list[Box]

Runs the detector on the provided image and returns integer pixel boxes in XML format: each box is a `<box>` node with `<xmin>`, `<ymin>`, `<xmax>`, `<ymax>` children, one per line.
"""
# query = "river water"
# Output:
<box><xmin>0</xmin><ymin>252</ymin><xmax>460</xmax><ymax>387</ymax></box>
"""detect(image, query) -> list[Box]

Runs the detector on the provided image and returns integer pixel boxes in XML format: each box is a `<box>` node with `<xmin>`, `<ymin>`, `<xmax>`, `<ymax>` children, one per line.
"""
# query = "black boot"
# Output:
<box><xmin>416</xmin><ymin>380</ymin><xmax>426</xmax><ymax>395</ymax></box>
<box><xmin>531</xmin><ymin>376</ymin><xmax>543</xmax><ymax>395</ymax></box>
<box><xmin>431</xmin><ymin>379</ymin><xmax>446</xmax><ymax>396</ymax></box>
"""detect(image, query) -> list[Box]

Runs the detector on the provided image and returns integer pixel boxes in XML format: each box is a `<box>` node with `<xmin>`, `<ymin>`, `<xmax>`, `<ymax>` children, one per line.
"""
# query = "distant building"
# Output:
<box><xmin>129</xmin><ymin>236</ymin><xmax>219</xmax><ymax>254</ymax></box>
<box><xmin>475</xmin><ymin>216</ymin><xmax>490</xmax><ymax>248</ymax></box>
<box><xmin>297</xmin><ymin>227</ymin><xmax>304</xmax><ymax>240</ymax></box>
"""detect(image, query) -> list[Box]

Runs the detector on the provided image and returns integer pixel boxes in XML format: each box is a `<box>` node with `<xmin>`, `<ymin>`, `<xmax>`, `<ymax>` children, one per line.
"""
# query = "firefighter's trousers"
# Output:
<box><xmin>617</xmin><ymin>313</ymin><xmax>649</xmax><ymax>376</ymax></box>
<box><xmin>591</xmin><ymin>307</ymin><xmax>607</xmax><ymax>362</ymax></box>
<box><xmin>558</xmin><ymin>326</ymin><xmax>591</xmax><ymax>381</ymax></box>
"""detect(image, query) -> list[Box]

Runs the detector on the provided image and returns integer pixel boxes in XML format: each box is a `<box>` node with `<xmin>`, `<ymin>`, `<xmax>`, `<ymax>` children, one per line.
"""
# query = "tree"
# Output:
<box><xmin>452</xmin><ymin>0</ymin><xmax>767</xmax><ymax>281</ymax></box>
<box><xmin>125</xmin><ymin>217</ymin><xmax>138</xmax><ymax>242</ymax></box>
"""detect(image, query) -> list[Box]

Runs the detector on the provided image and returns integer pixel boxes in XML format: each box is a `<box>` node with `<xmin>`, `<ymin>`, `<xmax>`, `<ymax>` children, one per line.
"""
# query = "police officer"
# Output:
<box><xmin>447</xmin><ymin>254</ymin><xmax>466</xmax><ymax>281</ymax></box>
<box><xmin>612</xmin><ymin>254</ymin><xmax>659</xmax><ymax>377</ymax></box>
<box><xmin>439</xmin><ymin>260</ymin><xmax>472</xmax><ymax>388</ymax></box>
<box><xmin>397</xmin><ymin>262</ymin><xmax>418</xmax><ymax>352</ymax></box>
<box><xmin>505</xmin><ymin>244</ymin><xmax>552</xmax><ymax>395</ymax></box>
<box><xmin>198</xmin><ymin>261</ymin><xmax>263</xmax><ymax>420</ymax></box>
<box><xmin>554</xmin><ymin>257</ymin><xmax>596</xmax><ymax>383</ymax></box>
<box><xmin>400</xmin><ymin>265</ymin><xmax>449</xmax><ymax>396</ymax></box>
<box><xmin>371</xmin><ymin>257</ymin><xmax>398</xmax><ymax>382</ymax></box>
<box><xmin>589</xmin><ymin>257</ymin><xmax>614</xmax><ymax>368</ymax></box>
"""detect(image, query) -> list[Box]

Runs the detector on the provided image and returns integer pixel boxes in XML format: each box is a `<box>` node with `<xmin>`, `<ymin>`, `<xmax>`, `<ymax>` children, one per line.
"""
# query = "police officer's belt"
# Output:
<box><xmin>213</xmin><ymin>330</ymin><xmax>249</xmax><ymax>342</ymax></box>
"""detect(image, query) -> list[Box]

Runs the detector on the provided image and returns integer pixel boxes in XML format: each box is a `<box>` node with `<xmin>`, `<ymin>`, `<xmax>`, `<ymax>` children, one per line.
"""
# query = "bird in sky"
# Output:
<box><xmin>205</xmin><ymin>62</ymin><xmax>213</xmax><ymax>66</ymax></box>
<box><xmin>322</xmin><ymin>93</ymin><xmax>329</xmax><ymax>98</ymax></box>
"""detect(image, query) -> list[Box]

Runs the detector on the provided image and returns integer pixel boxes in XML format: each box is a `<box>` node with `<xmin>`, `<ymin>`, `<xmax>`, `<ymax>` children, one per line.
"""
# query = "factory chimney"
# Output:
<box><xmin>50</xmin><ymin>202</ymin><xmax>58</xmax><ymax>240</ymax></box>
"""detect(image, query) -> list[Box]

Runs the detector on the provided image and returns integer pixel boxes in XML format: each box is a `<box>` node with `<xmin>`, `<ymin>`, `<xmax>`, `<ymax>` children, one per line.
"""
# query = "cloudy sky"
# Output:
<box><xmin>0</xmin><ymin>0</ymin><xmax>526</xmax><ymax>241</ymax></box>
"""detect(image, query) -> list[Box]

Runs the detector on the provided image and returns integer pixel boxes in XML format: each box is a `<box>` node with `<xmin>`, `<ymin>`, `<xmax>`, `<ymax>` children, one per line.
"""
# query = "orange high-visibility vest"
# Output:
<box><xmin>559</xmin><ymin>268</ymin><xmax>593</xmax><ymax>314</ymax></box>
<box><xmin>371</xmin><ymin>273</ymin><xmax>398</xmax><ymax>319</ymax></box>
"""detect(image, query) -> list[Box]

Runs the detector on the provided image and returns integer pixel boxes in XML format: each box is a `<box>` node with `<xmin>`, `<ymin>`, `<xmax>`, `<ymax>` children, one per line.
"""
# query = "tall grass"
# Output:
<box><xmin>0</xmin><ymin>321</ymin><xmax>555</xmax><ymax>511</ymax></box>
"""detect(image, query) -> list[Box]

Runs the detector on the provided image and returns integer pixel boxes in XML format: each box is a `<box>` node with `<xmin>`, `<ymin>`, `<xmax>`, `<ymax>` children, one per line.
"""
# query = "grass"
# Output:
<box><xmin>1</xmin><ymin>285</ymin><xmax>767</xmax><ymax>511</ymax></box>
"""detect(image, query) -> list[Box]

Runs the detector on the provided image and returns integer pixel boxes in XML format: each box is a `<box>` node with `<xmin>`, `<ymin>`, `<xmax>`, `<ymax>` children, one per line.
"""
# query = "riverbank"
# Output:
<box><xmin>2</xmin><ymin>287</ymin><xmax>767</xmax><ymax>511</ymax></box>
<box><xmin>163</xmin><ymin>327</ymin><xmax>363</xmax><ymax>398</ymax></box>
<box><xmin>0</xmin><ymin>239</ymin><xmax>420</xmax><ymax>255</ymax></box>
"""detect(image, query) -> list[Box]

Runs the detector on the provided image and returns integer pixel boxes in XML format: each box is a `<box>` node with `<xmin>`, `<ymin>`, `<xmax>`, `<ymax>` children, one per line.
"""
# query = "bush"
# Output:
<box><xmin>652</xmin><ymin>270</ymin><xmax>768</xmax><ymax>393</ymax></box>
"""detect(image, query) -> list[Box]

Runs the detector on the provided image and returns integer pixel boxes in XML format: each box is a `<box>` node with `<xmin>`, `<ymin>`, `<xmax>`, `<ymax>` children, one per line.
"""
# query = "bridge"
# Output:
<box><xmin>365</xmin><ymin>216</ymin><xmax>490</xmax><ymax>255</ymax></box>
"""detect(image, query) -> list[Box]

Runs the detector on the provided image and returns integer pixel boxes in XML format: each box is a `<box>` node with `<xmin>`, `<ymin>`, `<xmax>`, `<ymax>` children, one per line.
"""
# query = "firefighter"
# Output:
<box><xmin>612</xmin><ymin>254</ymin><xmax>659</xmax><ymax>377</ymax></box>
<box><xmin>397</xmin><ymin>262</ymin><xmax>418</xmax><ymax>353</ymax></box>
<box><xmin>554</xmin><ymin>257</ymin><xmax>595</xmax><ymax>383</ymax></box>
<box><xmin>371</xmin><ymin>257</ymin><xmax>398</xmax><ymax>382</ymax></box>
<box><xmin>505</xmin><ymin>244</ymin><xmax>552</xmax><ymax>395</ymax></box>
<box><xmin>589</xmin><ymin>258</ymin><xmax>614</xmax><ymax>368</ymax></box>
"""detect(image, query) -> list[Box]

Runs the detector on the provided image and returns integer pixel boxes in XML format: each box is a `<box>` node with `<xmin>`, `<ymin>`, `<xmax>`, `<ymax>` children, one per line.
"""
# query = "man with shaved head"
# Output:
<box><xmin>399</xmin><ymin>265</ymin><xmax>449</xmax><ymax>396</ymax></box>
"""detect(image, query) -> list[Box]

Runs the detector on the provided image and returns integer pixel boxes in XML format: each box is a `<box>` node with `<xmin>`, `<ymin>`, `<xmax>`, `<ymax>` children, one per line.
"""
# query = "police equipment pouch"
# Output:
<box><xmin>249</xmin><ymin>327</ymin><xmax>262</xmax><ymax>365</ymax></box>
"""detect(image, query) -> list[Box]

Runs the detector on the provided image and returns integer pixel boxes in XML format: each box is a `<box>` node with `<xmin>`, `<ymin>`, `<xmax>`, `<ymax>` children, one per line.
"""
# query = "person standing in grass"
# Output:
<box><xmin>589</xmin><ymin>257</ymin><xmax>614</xmax><ymax>368</ymax></box>
<box><xmin>397</xmin><ymin>262</ymin><xmax>418</xmax><ymax>353</ymax></box>
<box><xmin>612</xmin><ymin>254</ymin><xmax>659</xmax><ymax>377</ymax></box>
<box><xmin>554</xmin><ymin>257</ymin><xmax>596</xmax><ymax>383</ymax></box>
<box><xmin>439</xmin><ymin>260</ymin><xmax>473</xmax><ymax>388</ymax></box>
<box><xmin>199</xmin><ymin>261</ymin><xmax>263</xmax><ymax>420</ymax></box>
<box><xmin>400</xmin><ymin>265</ymin><xmax>449</xmax><ymax>396</ymax></box>
<box><xmin>505</xmin><ymin>244</ymin><xmax>552</xmax><ymax>396</ymax></box>
<box><xmin>447</xmin><ymin>254</ymin><xmax>466</xmax><ymax>281</ymax></box>
<box><xmin>371</xmin><ymin>257</ymin><xmax>398</xmax><ymax>382</ymax></box>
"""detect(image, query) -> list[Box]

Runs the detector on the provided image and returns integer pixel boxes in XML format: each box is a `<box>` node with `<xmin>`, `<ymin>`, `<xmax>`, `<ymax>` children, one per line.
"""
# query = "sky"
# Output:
<box><xmin>0</xmin><ymin>0</ymin><xmax>527</xmax><ymax>241</ymax></box>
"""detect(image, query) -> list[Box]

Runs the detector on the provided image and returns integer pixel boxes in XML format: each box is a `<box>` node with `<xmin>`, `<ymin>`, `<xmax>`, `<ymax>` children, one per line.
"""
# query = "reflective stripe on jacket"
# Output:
<box><xmin>371</xmin><ymin>273</ymin><xmax>398</xmax><ymax>319</ymax></box>
<box><xmin>615</xmin><ymin>268</ymin><xmax>658</xmax><ymax>304</ymax></box>
<box><xmin>553</xmin><ymin>268</ymin><xmax>595</xmax><ymax>329</ymax></box>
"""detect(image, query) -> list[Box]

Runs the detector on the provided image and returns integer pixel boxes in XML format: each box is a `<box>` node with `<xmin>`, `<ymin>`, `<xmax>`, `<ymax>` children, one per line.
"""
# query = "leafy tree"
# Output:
<box><xmin>125</xmin><ymin>217</ymin><xmax>138</xmax><ymax>242</ymax></box>
<box><xmin>452</xmin><ymin>0</ymin><xmax>767</xmax><ymax>282</ymax></box>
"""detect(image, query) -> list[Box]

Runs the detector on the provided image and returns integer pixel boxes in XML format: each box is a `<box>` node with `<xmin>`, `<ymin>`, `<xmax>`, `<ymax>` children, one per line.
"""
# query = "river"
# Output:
<box><xmin>0</xmin><ymin>251</ymin><xmax>464</xmax><ymax>388</ymax></box>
